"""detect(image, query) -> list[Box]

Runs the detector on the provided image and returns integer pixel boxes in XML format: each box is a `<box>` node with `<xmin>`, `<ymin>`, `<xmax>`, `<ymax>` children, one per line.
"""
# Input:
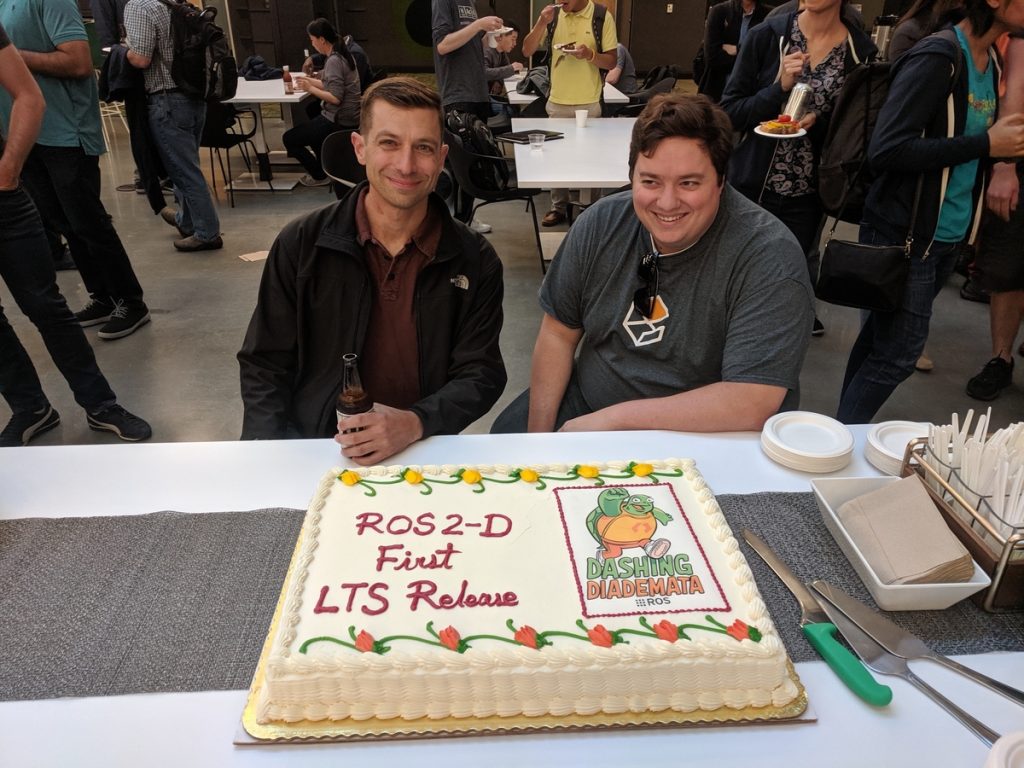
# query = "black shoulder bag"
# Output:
<box><xmin>815</xmin><ymin>175</ymin><xmax>921</xmax><ymax>313</ymax></box>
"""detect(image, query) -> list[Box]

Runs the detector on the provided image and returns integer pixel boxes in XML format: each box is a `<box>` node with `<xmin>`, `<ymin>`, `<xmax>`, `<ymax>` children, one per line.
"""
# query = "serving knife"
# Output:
<box><xmin>810</xmin><ymin>582</ymin><xmax>1000</xmax><ymax>746</ymax></box>
<box><xmin>741</xmin><ymin>529</ymin><xmax>892</xmax><ymax>706</ymax></box>
<box><xmin>810</xmin><ymin>580</ymin><xmax>1024</xmax><ymax>708</ymax></box>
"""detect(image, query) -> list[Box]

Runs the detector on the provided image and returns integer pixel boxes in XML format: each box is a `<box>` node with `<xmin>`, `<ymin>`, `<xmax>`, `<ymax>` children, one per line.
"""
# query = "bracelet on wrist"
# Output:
<box><xmin>588</xmin><ymin>49</ymin><xmax>596</xmax><ymax>62</ymax></box>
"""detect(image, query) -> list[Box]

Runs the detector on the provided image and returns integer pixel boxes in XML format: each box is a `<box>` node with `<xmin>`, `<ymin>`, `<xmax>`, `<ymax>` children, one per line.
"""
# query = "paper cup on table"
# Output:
<box><xmin>575</xmin><ymin>109</ymin><xmax>588</xmax><ymax>128</ymax></box>
<box><xmin>528</xmin><ymin>132</ymin><xmax>545</xmax><ymax>150</ymax></box>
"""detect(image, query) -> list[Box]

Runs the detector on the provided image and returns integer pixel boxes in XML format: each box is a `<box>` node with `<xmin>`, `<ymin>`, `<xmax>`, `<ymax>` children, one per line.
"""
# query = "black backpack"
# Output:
<box><xmin>157</xmin><ymin>0</ymin><xmax>238</xmax><ymax>101</ymax></box>
<box><xmin>818</xmin><ymin>28</ymin><xmax>961</xmax><ymax>223</ymax></box>
<box><xmin>445</xmin><ymin>110</ymin><xmax>509</xmax><ymax>192</ymax></box>
<box><xmin>516</xmin><ymin>66</ymin><xmax>551</xmax><ymax>98</ymax></box>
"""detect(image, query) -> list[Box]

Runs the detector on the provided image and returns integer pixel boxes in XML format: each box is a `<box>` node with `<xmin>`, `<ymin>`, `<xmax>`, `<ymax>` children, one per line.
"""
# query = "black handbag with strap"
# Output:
<box><xmin>815</xmin><ymin>175</ymin><xmax>923</xmax><ymax>313</ymax></box>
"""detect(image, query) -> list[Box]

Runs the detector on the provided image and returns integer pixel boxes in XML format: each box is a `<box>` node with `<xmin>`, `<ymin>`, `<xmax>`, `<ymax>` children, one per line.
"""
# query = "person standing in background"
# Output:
<box><xmin>0</xmin><ymin>24</ymin><xmax>151</xmax><ymax>446</ymax></box>
<box><xmin>521</xmin><ymin>0</ymin><xmax>619</xmax><ymax>227</ymax></box>
<box><xmin>0</xmin><ymin>0</ymin><xmax>151</xmax><ymax>340</ymax></box>
<box><xmin>124</xmin><ymin>0</ymin><xmax>224</xmax><ymax>252</ymax></box>
<box><xmin>698</xmin><ymin>0</ymin><xmax>769</xmax><ymax>102</ymax></box>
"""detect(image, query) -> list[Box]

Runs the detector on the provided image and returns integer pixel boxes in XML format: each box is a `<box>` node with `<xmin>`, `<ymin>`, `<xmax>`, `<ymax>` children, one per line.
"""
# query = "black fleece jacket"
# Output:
<box><xmin>720</xmin><ymin>11</ymin><xmax>876</xmax><ymax>198</ymax></box>
<box><xmin>862</xmin><ymin>27</ymin><xmax>997</xmax><ymax>246</ymax></box>
<box><xmin>238</xmin><ymin>184</ymin><xmax>507</xmax><ymax>440</ymax></box>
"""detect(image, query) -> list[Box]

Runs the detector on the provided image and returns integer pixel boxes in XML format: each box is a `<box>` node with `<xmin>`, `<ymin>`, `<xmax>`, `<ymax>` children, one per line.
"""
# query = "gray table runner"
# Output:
<box><xmin>0</xmin><ymin>494</ymin><xmax>1020</xmax><ymax>702</ymax></box>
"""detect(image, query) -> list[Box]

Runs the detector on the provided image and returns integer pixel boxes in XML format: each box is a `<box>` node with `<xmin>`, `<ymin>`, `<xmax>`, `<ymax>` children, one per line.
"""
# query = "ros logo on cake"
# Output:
<box><xmin>554</xmin><ymin>483</ymin><xmax>729</xmax><ymax>619</ymax></box>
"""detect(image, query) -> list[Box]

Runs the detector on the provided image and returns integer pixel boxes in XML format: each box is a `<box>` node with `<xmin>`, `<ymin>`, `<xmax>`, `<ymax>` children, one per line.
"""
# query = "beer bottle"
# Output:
<box><xmin>282</xmin><ymin>65</ymin><xmax>294</xmax><ymax>95</ymax></box>
<box><xmin>336</xmin><ymin>353</ymin><xmax>374</xmax><ymax>434</ymax></box>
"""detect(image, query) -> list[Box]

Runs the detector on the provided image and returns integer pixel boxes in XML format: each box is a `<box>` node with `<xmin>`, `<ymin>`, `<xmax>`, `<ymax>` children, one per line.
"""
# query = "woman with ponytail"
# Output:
<box><xmin>284</xmin><ymin>18</ymin><xmax>362</xmax><ymax>186</ymax></box>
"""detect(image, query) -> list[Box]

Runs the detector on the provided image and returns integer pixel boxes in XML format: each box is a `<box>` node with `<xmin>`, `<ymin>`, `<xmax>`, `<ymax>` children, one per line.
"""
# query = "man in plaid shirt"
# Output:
<box><xmin>124</xmin><ymin>0</ymin><xmax>223</xmax><ymax>252</ymax></box>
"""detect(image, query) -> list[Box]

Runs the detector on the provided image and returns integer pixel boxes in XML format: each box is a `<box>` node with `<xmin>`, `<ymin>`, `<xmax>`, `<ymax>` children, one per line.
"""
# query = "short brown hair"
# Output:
<box><xmin>359</xmin><ymin>76</ymin><xmax>443</xmax><ymax>135</ymax></box>
<box><xmin>628</xmin><ymin>93</ymin><xmax>733</xmax><ymax>183</ymax></box>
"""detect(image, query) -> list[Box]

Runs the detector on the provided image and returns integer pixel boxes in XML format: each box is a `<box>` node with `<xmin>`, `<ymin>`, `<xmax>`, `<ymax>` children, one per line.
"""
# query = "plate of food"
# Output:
<box><xmin>553</xmin><ymin>41</ymin><xmax>577</xmax><ymax>51</ymax></box>
<box><xmin>754</xmin><ymin>115</ymin><xmax>806</xmax><ymax>139</ymax></box>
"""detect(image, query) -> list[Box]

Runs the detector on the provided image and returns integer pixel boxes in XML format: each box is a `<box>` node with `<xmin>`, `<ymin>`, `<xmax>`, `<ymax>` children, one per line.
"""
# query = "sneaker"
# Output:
<box><xmin>0</xmin><ymin>405</ymin><xmax>60</xmax><ymax>447</ymax></box>
<box><xmin>960</xmin><ymin>279</ymin><xmax>990</xmax><ymax>304</ymax></box>
<box><xmin>1019</xmin><ymin>340</ymin><xmax>1024</xmax><ymax>358</ymax></box>
<box><xmin>75</xmin><ymin>298</ymin><xmax>114</xmax><ymax>327</ymax></box>
<box><xmin>812</xmin><ymin>317</ymin><xmax>825</xmax><ymax>337</ymax></box>
<box><xmin>966</xmin><ymin>356</ymin><xmax>1013</xmax><ymax>401</ymax></box>
<box><xmin>298</xmin><ymin>174</ymin><xmax>332</xmax><ymax>187</ymax></box>
<box><xmin>469</xmin><ymin>218</ymin><xmax>492</xmax><ymax>234</ymax></box>
<box><xmin>97</xmin><ymin>300</ymin><xmax>151</xmax><ymax>340</ymax></box>
<box><xmin>174</xmin><ymin>234</ymin><xmax>224</xmax><ymax>252</ymax></box>
<box><xmin>160</xmin><ymin>206</ymin><xmax>192</xmax><ymax>238</ymax></box>
<box><xmin>915</xmin><ymin>353</ymin><xmax>934</xmax><ymax>372</ymax></box>
<box><xmin>134</xmin><ymin>176</ymin><xmax>146</xmax><ymax>195</ymax></box>
<box><xmin>542</xmin><ymin>209</ymin><xmax>567</xmax><ymax>227</ymax></box>
<box><xmin>86</xmin><ymin>403</ymin><xmax>152</xmax><ymax>442</ymax></box>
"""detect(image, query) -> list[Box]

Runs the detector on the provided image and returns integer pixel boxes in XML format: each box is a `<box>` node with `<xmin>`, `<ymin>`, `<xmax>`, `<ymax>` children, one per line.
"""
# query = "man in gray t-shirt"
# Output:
<box><xmin>491</xmin><ymin>93</ymin><xmax>813</xmax><ymax>434</ymax></box>
<box><xmin>607</xmin><ymin>43</ymin><xmax>638</xmax><ymax>94</ymax></box>
<box><xmin>431</xmin><ymin>0</ymin><xmax>503</xmax><ymax>118</ymax></box>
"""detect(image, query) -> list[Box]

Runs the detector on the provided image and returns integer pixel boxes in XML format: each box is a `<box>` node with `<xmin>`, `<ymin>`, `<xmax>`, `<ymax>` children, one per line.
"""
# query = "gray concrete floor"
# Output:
<box><xmin>3</xmin><ymin>113</ymin><xmax>1022</xmax><ymax>448</ymax></box>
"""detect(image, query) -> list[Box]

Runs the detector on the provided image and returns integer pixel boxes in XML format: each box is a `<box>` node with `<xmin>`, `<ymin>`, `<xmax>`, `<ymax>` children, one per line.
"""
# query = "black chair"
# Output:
<box><xmin>614</xmin><ymin>77</ymin><xmax>677</xmax><ymax>118</ymax></box>
<box><xmin>200</xmin><ymin>101</ymin><xmax>258</xmax><ymax>207</ymax></box>
<box><xmin>443</xmin><ymin>129</ymin><xmax>547</xmax><ymax>273</ymax></box>
<box><xmin>519</xmin><ymin>95</ymin><xmax>549</xmax><ymax>118</ymax></box>
<box><xmin>320</xmin><ymin>130</ymin><xmax>367</xmax><ymax>199</ymax></box>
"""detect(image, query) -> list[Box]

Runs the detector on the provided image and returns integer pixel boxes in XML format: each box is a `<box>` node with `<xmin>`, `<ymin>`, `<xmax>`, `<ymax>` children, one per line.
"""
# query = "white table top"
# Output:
<box><xmin>504</xmin><ymin>77</ymin><xmax>629</xmax><ymax>105</ymax></box>
<box><xmin>1</xmin><ymin>429</ymin><xmax>1020</xmax><ymax>767</ymax></box>
<box><xmin>226</xmin><ymin>78</ymin><xmax>310</xmax><ymax>105</ymax></box>
<box><xmin>511</xmin><ymin>117</ymin><xmax>633</xmax><ymax>189</ymax></box>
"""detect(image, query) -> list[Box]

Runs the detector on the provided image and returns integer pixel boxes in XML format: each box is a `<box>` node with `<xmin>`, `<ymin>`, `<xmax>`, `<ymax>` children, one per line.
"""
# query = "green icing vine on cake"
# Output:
<box><xmin>298</xmin><ymin>616</ymin><xmax>762</xmax><ymax>655</ymax></box>
<box><xmin>336</xmin><ymin>462</ymin><xmax>685</xmax><ymax>497</ymax></box>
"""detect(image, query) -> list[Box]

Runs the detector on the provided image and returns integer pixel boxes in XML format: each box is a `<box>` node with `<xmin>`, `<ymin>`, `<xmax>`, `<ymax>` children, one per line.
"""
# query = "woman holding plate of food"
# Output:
<box><xmin>720</xmin><ymin>0</ymin><xmax>875</xmax><ymax>333</ymax></box>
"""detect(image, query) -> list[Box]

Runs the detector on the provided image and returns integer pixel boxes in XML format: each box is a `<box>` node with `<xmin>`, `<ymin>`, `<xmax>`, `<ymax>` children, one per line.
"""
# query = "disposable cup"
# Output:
<box><xmin>528</xmin><ymin>132</ymin><xmax>545</xmax><ymax>150</ymax></box>
<box><xmin>575</xmin><ymin>109</ymin><xmax>588</xmax><ymax>128</ymax></box>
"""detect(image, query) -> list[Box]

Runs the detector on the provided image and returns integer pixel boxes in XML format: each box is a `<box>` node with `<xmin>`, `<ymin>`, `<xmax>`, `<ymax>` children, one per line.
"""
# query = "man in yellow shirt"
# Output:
<box><xmin>522</xmin><ymin>0</ymin><xmax>618</xmax><ymax>226</ymax></box>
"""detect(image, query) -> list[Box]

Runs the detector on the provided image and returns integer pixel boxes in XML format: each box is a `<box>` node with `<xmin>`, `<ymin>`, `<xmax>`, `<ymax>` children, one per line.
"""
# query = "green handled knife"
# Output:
<box><xmin>741</xmin><ymin>529</ymin><xmax>892</xmax><ymax>707</ymax></box>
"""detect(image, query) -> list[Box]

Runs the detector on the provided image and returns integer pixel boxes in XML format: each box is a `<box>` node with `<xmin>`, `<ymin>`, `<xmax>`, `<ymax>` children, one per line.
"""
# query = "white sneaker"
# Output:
<box><xmin>469</xmin><ymin>218</ymin><xmax>492</xmax><ymax>234</ymax></box>
<box><xmin>299</xmin><ymin>174</ymin><xmax>332</xmax><ymax>187</ymax></box>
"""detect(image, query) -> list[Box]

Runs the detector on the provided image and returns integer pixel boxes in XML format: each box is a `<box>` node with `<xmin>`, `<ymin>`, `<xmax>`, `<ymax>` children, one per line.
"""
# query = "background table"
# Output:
<box><xmin>504</xmin><ymin>77</ymin><xmax>629</xmax><ymax>106</ymax></box>
<box><xmin>225</xmin><ymin>79</ymin><xmax>311</xmax><ymax>190</ymax></box>
<box><xmin>1</xmin><ymin>430</ymin><xmax>1021</xmax><ymax>767</ymax></box>
<box><xmin>510</xmin><ymin>117</ymin><xmax>634</xmax><ymax>190</ymax></box>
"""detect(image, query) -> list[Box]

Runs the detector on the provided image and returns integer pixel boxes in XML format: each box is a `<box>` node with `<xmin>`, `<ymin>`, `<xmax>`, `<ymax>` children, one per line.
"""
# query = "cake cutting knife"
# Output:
<box><xmin>809</xmin><ymin>580</ymin><xmax>1024</xmax><ymax>707</ymax></box>
<box><xmin>810</xmin><ymin>582</ymin><xmax>1000</xmax><ymax>746</ymax></box>
<box><xmin>741</xmin><ymin>529</ymin><xmax>892</xmax><ymax>706</ymax></box>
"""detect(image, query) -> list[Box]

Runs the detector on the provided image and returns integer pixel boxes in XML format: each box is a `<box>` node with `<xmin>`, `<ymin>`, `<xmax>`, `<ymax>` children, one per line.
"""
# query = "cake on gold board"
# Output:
<box><xmin>241</xmin><ymin>459</ymin><xmax>806</xmax><ymax>741</ymax></box>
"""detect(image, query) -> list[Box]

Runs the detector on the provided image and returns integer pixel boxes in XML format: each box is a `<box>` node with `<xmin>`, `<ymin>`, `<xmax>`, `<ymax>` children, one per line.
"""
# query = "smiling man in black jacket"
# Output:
<box><xmin>237</xmin><ymin>77</ymin><xmax>506</xmax><ymax>465</ymax></box>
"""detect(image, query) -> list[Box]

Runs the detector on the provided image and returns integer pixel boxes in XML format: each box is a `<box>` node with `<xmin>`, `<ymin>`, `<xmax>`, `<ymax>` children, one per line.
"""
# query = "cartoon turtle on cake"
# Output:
<box><xmin>586</xmin><ymin>487</ymin><xmax>672</xmax><ymax>562</ymax></box>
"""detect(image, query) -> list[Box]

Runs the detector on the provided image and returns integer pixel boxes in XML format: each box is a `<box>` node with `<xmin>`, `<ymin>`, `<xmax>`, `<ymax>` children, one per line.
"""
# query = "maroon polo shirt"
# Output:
<box><xmin>354</xmin><ymin>188</ymin><xmax>442</xmax><ymax>410</ymax></box>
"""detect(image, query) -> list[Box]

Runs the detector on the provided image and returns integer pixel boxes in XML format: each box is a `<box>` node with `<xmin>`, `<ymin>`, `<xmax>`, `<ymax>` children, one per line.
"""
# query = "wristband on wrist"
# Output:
<box><xmin>588</xmin><ymin>49</ymin><xmax>596</xmax><ymax>61</ymax></box>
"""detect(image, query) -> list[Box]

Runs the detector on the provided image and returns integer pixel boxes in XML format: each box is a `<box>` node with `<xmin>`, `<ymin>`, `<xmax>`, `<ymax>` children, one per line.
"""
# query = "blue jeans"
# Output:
<box><xmin>837</xmin><ymin>228</ymin><xmax>961</xmax><ymax>424</ymax></box>
<box><xmin>0</xmin><ymin>185</ymin><xmax>116</xmax><ymax>414</ymax></box>
<box><xmin>147</xmin><ymin>92</ymin><xmax>220</xmax><ymax>241</ymax></box>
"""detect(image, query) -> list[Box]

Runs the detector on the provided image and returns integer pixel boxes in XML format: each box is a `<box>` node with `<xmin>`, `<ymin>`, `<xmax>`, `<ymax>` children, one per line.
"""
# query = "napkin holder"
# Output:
<box><xmin>901</xmin><ymin>438</ymin><xmax>1024</xmax><ymax>612</ymax></box>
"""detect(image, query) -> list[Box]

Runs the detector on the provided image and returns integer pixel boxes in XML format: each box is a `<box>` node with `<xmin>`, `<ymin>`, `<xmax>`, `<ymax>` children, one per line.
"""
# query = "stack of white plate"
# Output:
<box><xmin>760</xmin><ymin>411</ymin><xmax>855</xmax><ymax>473</ymax></box>
<box><xmin>865</xmin><ymin>420</ymin><xmax>930</xmax><ymax>476</ymax></box>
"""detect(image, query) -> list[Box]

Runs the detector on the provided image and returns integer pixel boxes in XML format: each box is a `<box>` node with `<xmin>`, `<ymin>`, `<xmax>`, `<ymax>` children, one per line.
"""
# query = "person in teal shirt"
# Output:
<box><xmin>0</xmin><ymin>0</ymin><xmax>150</xmax><ymax>341</ymax></box>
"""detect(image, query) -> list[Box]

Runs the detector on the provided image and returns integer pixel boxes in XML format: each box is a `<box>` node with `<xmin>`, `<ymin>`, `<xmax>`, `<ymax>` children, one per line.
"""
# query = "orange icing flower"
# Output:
<box><xmin>514</xmin><ymin>625</ymin><xmax>540</xmax><ymax>649</ymax></box>
<box><xmin>403</xmin><ymin>468</ymin><xmax>423</xmax><ymax>484</ymax></box>
<box><xmin>653</xmin><ymin>620</ymin><xmax>679</xmax><ymax>642</ymax></box>
<box><xmin>518</xmin><ymin>468</ymin><xmax>539</xmax><ymax>483</ymax></box>
<box><xmin>587</xmin><ymin>624</ymin><xmax>614</xmax><ymax>647</ymax></box>
<box><xmin>726</xmin><ymin>620</ymin><xmax>752</xmax><ymax>641</ymax></box>
<box><xmin>340</xmin><ymin>470</ymin><xmax>361</xmax><ymax>486</ymax></box>
<box><xmin>438</xmin><ymin>626</ymin><xmax>462</xmax><ymax>651</ymax></box>
<box><xmin>632</xmin><ymin>463</ymin><xmax>654</xmax><ymax>477</ymax></box>
<box><xmin>354</xmin><ymin>630</ymin><xmax>376</xmax><ymax>653</ymax></box>
<box><xmin>460</xmin><ymin>469</ymin><xmax>482</xmax><ymax>485</ymax></box>
<box><xmin>576</xmin><ymin>465</ymin><xmax>600</xmax><ymax>479</ymax></box>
